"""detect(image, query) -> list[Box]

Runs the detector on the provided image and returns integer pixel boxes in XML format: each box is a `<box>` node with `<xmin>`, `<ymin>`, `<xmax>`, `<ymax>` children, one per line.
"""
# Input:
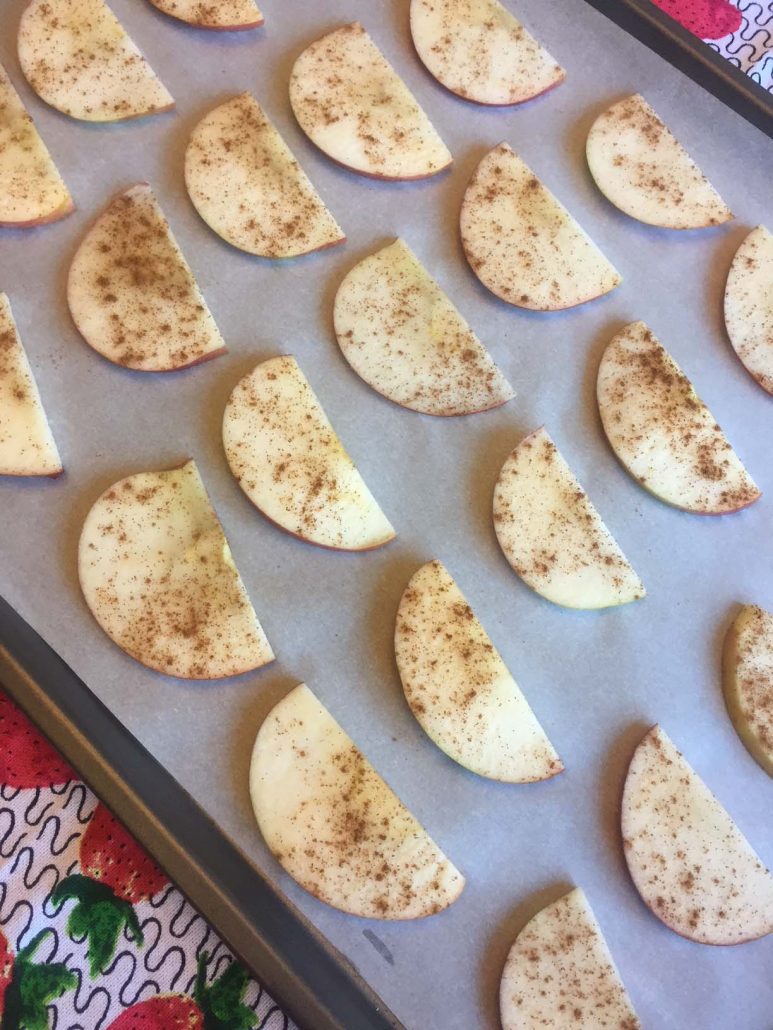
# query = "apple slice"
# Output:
<box><xmin>147</xmin><ymin>0</ymin><xmax>263</xmax><ymax>30</ymax></box>
<box><xmin>289</xmin><ymin>22</ymin><xmax>452</xmax><ymax>181</ymax></box>
<box><xmin>461</xmin><ymin>143</ymin><xmax>620</xmax><ymax>310</ymax></box>
<box><xmin>78</xmin><ymin>459</ymin><xmax>274</xmax><ymax>679</ymax></box>
<box><xmin>0</xmin><ymin>63</ymin><xmax>73</xmax><ymax>228</ymax></box>
<box><xmin>622</xmin><ymin>725</ymin><xmax>773</xmax><ymax>944</ymax></box>
<box><xmin>500</xmin><ymin>888</ymin><xmax>640</xmax><ymax>1030</ymax></box>
<box><xmin>333</xmin><ymin>239</ymin><xmax>514</xmax><ymax>416</ymax></box>
<box><xmin>723</xmin><ymin>604</ymin><xmax>773</xmax><ymax>777</ymax></box>
<box><xmin>597</xmin><ymin>321</ymin><xmax>760</xmax><ymax>514</ymax></box>
<box><xmin>586</xmin><ymin>94</ymin><xmax>732</xmax><ymax>229</ymax></box>
<box><xmin>185</xmin><ymin>93</ymin><xmax>344</xmax><ymax>259</ymax></box>
<box><xmin>410</xmin><ymin>0</ymin><xmax>564</xmax><ymax>106</ymax></box>
<box><xmin>493</xmin><ymin>427</ymin><xmax>644</xmax><ymax>610</ymax></box>
<box><xmin>18</xmin><ymin>0</ymin><xmax>174</xmax><ymax>122</ymax></box>
<box><xmin>395</xmin><ymin>560</ymin><xmax>562</xmax><ymax>781</ymax></box>
<box><xmin>223</xmin><ymin>356</ymin><xmax>395</xmax><ymax>551</ymax></box>
<box><xmin>0</xmin><ymin>293</ymin><xmax>62</xmax><ymax>477</ymax></box>
<box><xmin>724</xmin><ymin>225</ymin><xmax>773</xmax><ymax>395</ymax></box>
<box><xmin>68</xmin><ymin>183</ymin><xmax>226</xmax><ymax>372</ymax></box>
<box><xmin>250</xmin><ymin>683</ymin><xmax>464</xmax><ymax>918</ymax></box>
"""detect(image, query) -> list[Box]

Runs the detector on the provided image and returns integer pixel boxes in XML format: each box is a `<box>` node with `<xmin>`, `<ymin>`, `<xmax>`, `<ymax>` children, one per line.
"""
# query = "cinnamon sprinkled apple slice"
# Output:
<box><xmin>68</xmin><ymin>183</ymin><xmax>226</xmax><ymax>372</ymax></box>
<box><xmin>622</xmin><ymin>725</ymin><xmax>773</xmax><ymax>944</ymax></box>
<box><xmin>410</xmin><ymin>0</ymin><xmax>564</xmax><ymax>106</ymax></box>
<box><xmin>493</xmin><ymin>428</ymin><xmax>644</xmax><ymax>610</ymax></box>
<box><xmin>0</xmin><ymin>63</ymin><xmax>73</xmax><ymax>228</ymax></box>
<box><xmin>597</xmin><ymin>321</ymin><xmax>759</xmax><ymax>514</ymax></box>
<box><xmin>586</xmin><ymin>94</ymin><xmax>732</xmax><ymax>229</ymax></box>
<box><xmin>250</xmin><ymin>683</ymin><xmax>464</xmax><ymax>918</ymax></box>
<box><xmin>79</xmin><ymin>459</ymin><xmax>274</xmax><ymax>679</ymax></box>
<box><xmin>185</xmin><ymin>93</ymin><xmax>344</xmax><ymax>259</ymax></box>
<box><xmin>18</xmin><ymin>0</ymin><xmax>174</xmax><ymax>123</ymax></box>
<box><xmin>0</xmin><ymin>293</ymin><xmax>62</xmax><ymax>477</ymax></box>
<box><xmin>147</xmin><ymin>0</ymin><xmax>263</xmax><ymax>30</ymax></box>
<box><xmin>223</xmin><ymin>356</ymin><xmax>395</xmax><ymax>551</ymax></box>
<box><xmin>289</xmin><ymin>22</ymin><xmax>451</xmax><ymax>181</ymax></box>
<box><xmin>461</xmin><ymin>143</ymin><xmax>620</xmax><ymax>310</ymax></box>
<box><xmin>723</xmin><ymin>604</ymin><xmax>773</xmax><ymax>777</ymax></box>
<box><xmin>500</xmin><ymin>888</ymin><xmax>640</xmax><ymax>1030</ymax></box>
<box><xmin>724</xmin><ymin>225</ymin><xmax>773</xmax><ymax>395</ymax></box>
<box><xmin>333</xmin><ymin>239</ymin><xmax>513</xmax><ymax>415</ymax></box>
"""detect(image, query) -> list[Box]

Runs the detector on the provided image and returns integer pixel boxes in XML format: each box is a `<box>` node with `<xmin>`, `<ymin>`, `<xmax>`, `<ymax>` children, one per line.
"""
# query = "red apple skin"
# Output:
<box><xmin>147</xmin><ymin>0</ymin><xmax>264</xmax><ymax>30</ymax></box>
<box><xmin>0</xmin><ymin>196</ymin><xmax>75</xmax><ymax>229</ymax></box>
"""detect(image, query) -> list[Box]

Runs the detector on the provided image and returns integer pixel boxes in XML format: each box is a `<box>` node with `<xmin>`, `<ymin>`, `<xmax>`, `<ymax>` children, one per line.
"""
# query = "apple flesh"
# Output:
<box><xmin>147</xmin><ymin>0</ymin><xmax>263</xmax><ymax>30</ymax></box>
<box><xmin>724</xmin><ymin>225</ymin><xmax>773</xmax><ymax>395</ymax></box>
<box><xmin>723</xmin><ymin>604</ymin><xmax>773</xmax><ymax>777</ymax></box>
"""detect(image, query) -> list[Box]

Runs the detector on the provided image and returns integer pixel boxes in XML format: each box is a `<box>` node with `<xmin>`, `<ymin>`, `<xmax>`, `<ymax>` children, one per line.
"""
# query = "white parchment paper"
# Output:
<box><xmin>1</xmin><ymin>1</ymin><xmax>772</xmax><ymax>1027</ymax></box>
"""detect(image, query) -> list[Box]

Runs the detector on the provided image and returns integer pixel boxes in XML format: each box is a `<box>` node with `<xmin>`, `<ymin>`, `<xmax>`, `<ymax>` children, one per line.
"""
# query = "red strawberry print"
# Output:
<box><xmin>0</xmin><ymin>928</ymin><xmax>76</xmax><ymax>1030</ymax></box>
<box><xmin>651</xmin><ymin>0</ymin><xmax>742</xmax><ymax>40</ymax></box>
<box><xmin>0</xmin><ymin>691</ymin><xmax>75</xmax><ymax>789</ymax></box>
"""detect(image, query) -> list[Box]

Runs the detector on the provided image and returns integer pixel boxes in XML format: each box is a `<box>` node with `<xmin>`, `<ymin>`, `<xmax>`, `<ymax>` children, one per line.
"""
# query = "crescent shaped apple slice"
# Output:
<box><xmin>500</xmin><ymin>888</ymin><xmax>640</xmax><ymax>1030</ymax></box>
<box><xmin>395</xmin><ymin>560</ymin><xmax>562</xmax><ymax>781</ymax></box>
<box><xmin>18</xmin><ymin>0</ymin><xmax>174</xmax><ymax>122</ymax></box>
<box><xmin>0</xmin><ymin>63</ymin><xmax>73</xmax><ymax>228</ymax></box>
<box><xmin>250</xmin><ymin>683</ymin><xmax>464</xmax><ymax>919</ymax></box>
<box><xmin>724</xmin><ymin>225</ymin><xmax>773</xmax><ymax>395</ymax></box>
<box><xmin>147</xmin><ymin>0</ymin><xmax>263</xmax><ymax>30</ymax></box>
<box><xmin>0</xmin><ymin>294</ymin><xmax>62</xmax><ymax>477</ymax></box>
<box><xmin>78</xmin><ymin>459</ymin><xmax>274</xmax><ymax>679</ymax></box>
<box><xmin>622</xmin><ymin>725</ymin><xmax>773</xmax><ymax>944</ymax></box>
<box><xmin>333</xmin><ymin>239</ymin><xmax>514</xmax><ymax>416</ymax></box>
<box><xmin>68</xmin><ymin>183</ymin><xmax>226</xmax><ymax>372</ymax></box>
<box><xmin>223</xmin><ymin>356</ymin><xmax>395</xmax><ymax>551</ymax></box>
<box><xmin>597</xmin><ymin>321</ymin><xmax>760</xmax><ymax>514</ymax></box>
<box><xmin>586</xmin><ymin>94</ymin><xmax>732</xmax><ymax>230</ymax></box>
<box><xmin>493</xmin><ymin>428</ymin><xmax>644</xmax><ymax>610</ymax></box>
<box><xmin>410</xmin><ymin>0</ymin><xmax>564</xmax><ymax>106</ymax></box>
<box><xmin>461</xmin><ymin>143</ymin><xmax>620</xmax><ymax>310</ymax></box>
<box><xmin>723</xmin><ymin>604</ymin><xmax>773</xmax><ymax>777</ymax></box>
<box><xmin>185</xmin><ymin>93</ymin><xmax>344</xmax><ymax>259</ymax></box>
<box><xmin>289</xmin><ymin>22</ymin><xmax>452</xmax><ymax>181</ymax></box>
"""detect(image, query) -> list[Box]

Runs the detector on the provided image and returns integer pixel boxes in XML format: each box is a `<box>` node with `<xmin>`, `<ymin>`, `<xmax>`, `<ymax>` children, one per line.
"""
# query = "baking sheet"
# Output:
<box><xmin>1</xmin><ymin>0</ymin><xmax>772</xmax><ymax>1027</ymax></box>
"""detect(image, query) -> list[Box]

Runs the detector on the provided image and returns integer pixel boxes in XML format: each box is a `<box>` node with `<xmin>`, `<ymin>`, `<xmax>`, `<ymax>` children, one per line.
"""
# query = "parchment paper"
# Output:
<box><xmin>1</xmin><ymin>1</ymin><xmax>772</xmax><ymax>1027</ymax></box>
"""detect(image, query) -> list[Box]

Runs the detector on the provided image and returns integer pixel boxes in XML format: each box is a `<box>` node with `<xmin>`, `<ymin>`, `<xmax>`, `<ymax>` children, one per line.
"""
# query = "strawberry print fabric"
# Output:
<box><xmin>0</xmin><ymin>691</ymin><xmax>297</xmax><ymax>1029</ymax></box>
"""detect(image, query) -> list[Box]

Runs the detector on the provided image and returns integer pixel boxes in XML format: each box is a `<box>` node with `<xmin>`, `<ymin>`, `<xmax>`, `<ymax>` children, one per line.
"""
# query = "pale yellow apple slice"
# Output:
<box><xmin>250</xmin><ymin>683</ymin><xmax>464</xmax><ymax>918</ymax></box>
<box><xmin>0</xmin><ymin>293</ymin><xmax>62</xmax><ymax>477</ymax></box>
<box><xmin>147</xmin><ymin>0</ymin><xmax>263</xmax><ymax>30</ymax></box>
<box><xmin>587</xmin><ymin>94</ymin><xmax>732</xmax><ymax>230</ymax></box>
<box><xmin>724</xmin><ymin>225</ymin><xmax>773</xmax><ymax>395</ymax></box>
<box><xmin>78</xmin><ymin>460</ymin><xmax>274</xmax><ymax>679</ymax></box>
<box><xmin>410</xmin><ymin>0</ymin><xmax>564</xmax><ymax>106</ymax></box>
<box><xmin>598</xmin><ymin>321</ymin><xmax>760</xmax><ymax>514</ymax></box>
<box><xmin>493</xmin><ymin>428</ymin><xmax>644</xmax><ymax>610</ymax></box>
<box><xmin>500</xmin><ymin>887</ymin><xmax>640</xmax><ymax>1030</ymax></box>
<box><xmin>68</xmin><ymin>183</ymin><xmax>225</xmax><ymax>372</ymax></box>
<box><xmin>222</xmin><ymin>356</ymin><xmax>395</xmax><ymax>551</ymax></box>
<box><xmin>461</xmin><ymin>143</ymin><xmax>620</xmax><ymax>310</ymax></box>
<box><xmin>333</xmin><ymin>239</ymin><xmax>514</xmax><ymax>415</ymax></box>
<box><xmin>723</xmin><ymin>604</ymin><xmax>773</xmax><ymax>777</ymax></box>
<box><xmin>0</xmin><ymin>63</ymin><xmax>73</xmax><ymax>228</ymax></box>
<box><xmin>18</xmin><ymin>0</ymin><xmax>174</xmax><ymax>122</ymax></box>
<box><xmin>622</xmin><ymin>725</ymin><xmax>773</xmax><ymax>944</ymax></box>
<box><xmin>395</xmin><ymin>560</ymin><xmax>562</xmax><ymax>781</ymax></box>
<box><xmin>185</xmin><ymin>93</ymin><xmax>344</xmax><ymax>259</ymax></box>
<box><xmin>289</xmin><ymin>22</ymin><xmax>451</xmax><ymax>181</ymax></box>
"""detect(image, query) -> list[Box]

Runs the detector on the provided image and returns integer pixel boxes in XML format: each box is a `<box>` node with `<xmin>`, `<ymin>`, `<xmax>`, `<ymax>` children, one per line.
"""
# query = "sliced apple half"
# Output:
<box><xmin>723</xmin><ymin>604</ymin><xmax>773</xmax><ymax>777</ymax></box>
<box><xmin>18</xmin><ymin>0</ymin><xmax>174</xmax><ymax>122</ymax></box>
<box><xmin>493</xmin><ymin>428</ymin><xmax>644</xmax><ymax>610</ymax></box>
<box><xmin>147</xmin><ymin>0</ymin><xmax>263</xmax><ymax>30</ymax></box>
<box><xmin>586</xmin><ymin>94</ymin><xmax>732</xmax><ymax>229</ymax></box>
<box><xmin>78</xmin><ymin>459</ymin><xmax>274</xmax><ymax>679</ymax></box>
<box><xmin>250</xmin><ymin>683</ymin><xmax>464</xmax><ymax>918</ymax></box>
<box><xmin>410</xmin><ymin>0</ymin><xmax>564</xmax><ymax>106</ymax></box>
<box><xmin>500</xmin><ymin>887</ymin><xmax>640</xmax><ymax>1030</ymax></box>
<box><xmin>395</xmin><ymin>560</ymin><xmax>562</xmax><ymax>781</ymax></box>
<box><xmin>597</xmin><ymin>321</ymin><xmax>759</xmax><ymax>514</ymax></box>
<box><xmin>223</xmin><ymin>356</ymin><xmax>395</xmax><ymax>551</ymax></box>
<box><xmin>0</xmin><ymin>293</ymin><xmax>62</xmax><ymax>477</ymax></box>
<box><xmin>622</xmin><ymin>725</ymin><xmax>773</xmax><ymax>944</ymax></box>
<box><xmin>289</xmin><ymin>22</ymin><xmax>451</xmax><ymax>181</ymax></box>
<box><xmin>460</xmin><ymin>143</ymin><xmax>620</xmax><ymax>310</ymax></box>
<box><xmin>333</xmin><ymin>239</ymin><xmax>514</xmax><ymax>415</ymax></box>
<box><xmin>0</xmin><ymin>63</ymin><xmax>73</xmax><ymax>228</ymax></box>
<box><xmin>68</xmin><ymin>183</ymin><xmax>225</xmax><ymax>372</ymax></box>
<box><xmin>185</xmin><ymin>93</ymin><xmax>344</xmax><ymax>259</ymax></box>
<box><xmin>724</xmin><ymin>225</ymin><xmax>773</xmax><ymax>395</ymax></box>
